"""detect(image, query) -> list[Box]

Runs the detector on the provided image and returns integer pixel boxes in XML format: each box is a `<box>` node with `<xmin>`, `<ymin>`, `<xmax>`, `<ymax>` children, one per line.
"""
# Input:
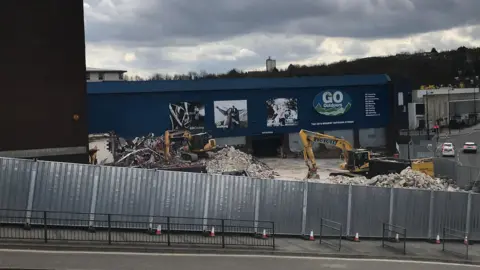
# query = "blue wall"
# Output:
<box><xmin>87</xmin><ymin>75</ymin><xmax>391</xmax><ymax>139</ymax></box>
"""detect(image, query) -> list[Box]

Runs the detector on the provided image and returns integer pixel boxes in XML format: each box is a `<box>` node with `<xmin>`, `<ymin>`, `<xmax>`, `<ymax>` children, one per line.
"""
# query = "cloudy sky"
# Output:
<box><xmin>83</xmin><ymin>0</ymin><xmax>480</xmax><ymax>77</ymax></box>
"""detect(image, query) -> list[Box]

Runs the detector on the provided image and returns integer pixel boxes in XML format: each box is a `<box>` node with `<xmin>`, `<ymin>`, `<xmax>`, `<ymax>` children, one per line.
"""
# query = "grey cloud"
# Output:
<box><xmin>84</xmin><ymin>0</ymin><xmax>480</xmax><ymax>45</ymax></box>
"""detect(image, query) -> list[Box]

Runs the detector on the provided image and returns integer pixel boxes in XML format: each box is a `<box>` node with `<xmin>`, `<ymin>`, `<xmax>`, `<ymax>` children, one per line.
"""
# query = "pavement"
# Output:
<box><xmin>0</xmin><ymin>229</ymin><xmax>479</xmax><ymax>265</ymax></box>
<box><xmin>0</xmin><ymin>249</ymin><xmax>478</xmax><ymax>270</ymax></box>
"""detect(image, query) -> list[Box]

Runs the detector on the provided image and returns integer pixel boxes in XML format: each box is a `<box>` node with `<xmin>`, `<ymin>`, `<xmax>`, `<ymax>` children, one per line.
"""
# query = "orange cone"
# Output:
<box><xmin>464</xmin><ymin>236</ymin><xmax>468</xmax><ymax>245</ymax></box>
<box><xmin>209</xmin><ymin>226</ymin><xmax>215</xmax><ymax>237</ymax></box>
<box><xmin>435</xmin><ymin>234</ymin><xmax>440</xmax><ymax>244</ymax></box>
<box><xmin>309</xmin><ymin>230</ymin><xmax>314</xmax><ymax>241</ymax></box>
<box><xmin>262</xmin><ymin>229</ymin><xmax>268</xmax><ymax>239</ymax></box>
<box><xmin>156</xmin><ymin>224</ymin><xmax>162</xmax><ymax>235</ymax></box>
<box><xmin>354</xmin><ymin>232</ymin><xmax>360</xmax><ymax>242</ymax></box>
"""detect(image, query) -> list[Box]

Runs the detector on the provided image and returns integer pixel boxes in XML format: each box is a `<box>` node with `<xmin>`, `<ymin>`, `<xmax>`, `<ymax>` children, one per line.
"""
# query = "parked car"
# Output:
<box><xmin>441</xmin><ymin>142</ymin><xmax>455</xmax><ymax>157</ymax></box>
<box><xmin>463</xmin><ymin>142</ymin><xmax>477</xmax><ymax>153</ymax></box>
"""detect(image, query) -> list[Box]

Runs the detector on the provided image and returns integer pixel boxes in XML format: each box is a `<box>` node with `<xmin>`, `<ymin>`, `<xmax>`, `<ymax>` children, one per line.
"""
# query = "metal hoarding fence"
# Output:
<box><xmin>0</xmin><ymin>157</ymin><xmax>479</xmax><ymax>240</ymax></box>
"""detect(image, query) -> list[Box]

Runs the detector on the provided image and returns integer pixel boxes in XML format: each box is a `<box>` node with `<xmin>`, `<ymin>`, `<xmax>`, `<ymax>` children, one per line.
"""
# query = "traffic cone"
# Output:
<box><xmin>464</xmin><ymin>236</ymin><xmax>468</xmax><ymax>245</ymax></box>
<box><xmin>435</xmin><ymin>234</ymin><xmax>441</xmax><ymax>244</ymax></box>
<box><xmin>209</xmin><ymin>226</ymin><xmax>215</xmax><ymax>237</ymax></box>
<box><xmin>155</xmin><ymin>224</ymin><xmax>161</xmax><ymax>235</ymax></box>
<box><xmin>395</xmin><ymin>233</ymin><xmax>400</xmax><ymax>242</ymax></box>
<box><xmin>309</xmin><ymin>230</ymin><xmax>314</xmax><ymax>241</ymax></box>
<box><xmin>354</xmin><ymin>232</ymin><xmax>360</xmax><ymax>242</ymax></box>
<box><xmin>262</xmin><ymin>229</ymin><xmax>268</xmax><ymax>239</ymax></box>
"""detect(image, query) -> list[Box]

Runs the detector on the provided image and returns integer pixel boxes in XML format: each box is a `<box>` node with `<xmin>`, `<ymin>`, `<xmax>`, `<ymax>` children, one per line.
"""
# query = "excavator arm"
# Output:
<box><xmin>299</xmin><ymin>129</ymin><xmax>355</xmax><ymax>179</ymax></box>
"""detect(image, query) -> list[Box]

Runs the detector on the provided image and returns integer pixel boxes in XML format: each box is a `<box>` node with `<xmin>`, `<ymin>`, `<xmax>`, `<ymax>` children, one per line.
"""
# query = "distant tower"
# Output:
<box><xmin>266</xmin><ymin>56</ymin><xmax>276</xmax><ymax>72</ymax></box>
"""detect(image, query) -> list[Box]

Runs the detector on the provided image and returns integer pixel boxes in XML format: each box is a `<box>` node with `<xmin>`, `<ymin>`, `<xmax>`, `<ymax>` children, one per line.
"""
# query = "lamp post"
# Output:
<box><xmin>471</xmin><ymin>75</ymin><xmax>479</xmax><ymax>124</ymax></box>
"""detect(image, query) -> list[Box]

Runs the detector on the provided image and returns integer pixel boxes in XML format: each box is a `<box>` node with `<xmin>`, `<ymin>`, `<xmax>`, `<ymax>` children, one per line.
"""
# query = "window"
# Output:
<box><xmin>86</xmin><ymin>72</ymin><xmax>90</xmax><ymax>80</ymax></box>
<box><xmin>98</xmin><ymin>72</ymin><xmax>105</xmax><ymax>80</ymax></box>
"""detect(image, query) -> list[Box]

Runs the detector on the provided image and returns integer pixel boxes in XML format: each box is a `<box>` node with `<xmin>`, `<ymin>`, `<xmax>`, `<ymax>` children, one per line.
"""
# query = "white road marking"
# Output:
<box><xmin>0</xmin><ymin>249</ymin><xmax>477</xmax><ymax>267</ymax></box>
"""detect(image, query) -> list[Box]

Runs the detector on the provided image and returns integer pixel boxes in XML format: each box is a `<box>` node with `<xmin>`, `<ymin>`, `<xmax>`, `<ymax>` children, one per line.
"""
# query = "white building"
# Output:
<box><xmin>86</xmin><ymin>67</ymin><xmax>127</xmax><ymax>82</ymax></box>
<box><xmin>407</xmin><ymin>87</ymin><xmax>479</xmax><ymax>129</ymax></box>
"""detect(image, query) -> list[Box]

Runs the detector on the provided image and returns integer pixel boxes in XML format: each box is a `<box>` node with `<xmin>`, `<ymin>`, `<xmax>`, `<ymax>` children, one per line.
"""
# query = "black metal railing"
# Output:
<box><xmin>0</xmin><ymin>209</ymin><xmax>275</xmax><ymax>249</ymax></box>
<box><xmin>442</xmin><ymin>227</ymin><xmax>469</xmax><ymax>259</ymax></box>
<box><xmin>382</xmin><ymin>223</ymin><xmax>406</xmax><ymax>255</ymax></box>
<box><xmin>319</xmin><ymin>218</ymin><xmax>342</xmax><ymax>251</ymax></box>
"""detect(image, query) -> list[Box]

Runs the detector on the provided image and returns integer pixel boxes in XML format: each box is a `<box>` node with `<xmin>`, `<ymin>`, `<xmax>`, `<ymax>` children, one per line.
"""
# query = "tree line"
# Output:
<box><xmin>125</xmin><ymin>46</ymin><xmax>480</xmax><ymax>89</ymax></box>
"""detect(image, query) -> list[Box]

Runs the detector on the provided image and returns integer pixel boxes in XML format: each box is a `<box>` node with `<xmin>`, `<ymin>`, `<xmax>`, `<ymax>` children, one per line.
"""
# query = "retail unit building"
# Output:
<box><xmin>88</xmin><ymin>75</ymin><xmax>407</xmax><ymax>154</ymax></box>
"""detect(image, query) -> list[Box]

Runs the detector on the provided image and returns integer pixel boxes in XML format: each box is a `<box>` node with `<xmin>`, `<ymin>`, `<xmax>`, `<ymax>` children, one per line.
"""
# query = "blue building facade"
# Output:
<box><xmin>88</xmin><ymin>75</ymin><xmax>403</xmax><ymax>153</ymax></box>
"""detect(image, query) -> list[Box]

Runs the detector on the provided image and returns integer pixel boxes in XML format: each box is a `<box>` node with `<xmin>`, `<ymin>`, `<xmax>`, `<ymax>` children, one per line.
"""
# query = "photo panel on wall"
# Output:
<box><xmin>266</xmin><ymin>98</ymin><xmax>299</xmax><ymax>127</ymax></box>
<box><xmin>169</xmin><ymin>101</ymin><xmax>205</xmax><ymax>130</ymax></box>
<box><xmin>214</xmin><ymin>100</ymin><xmax>248</xmax><ymax>129</ymax></box>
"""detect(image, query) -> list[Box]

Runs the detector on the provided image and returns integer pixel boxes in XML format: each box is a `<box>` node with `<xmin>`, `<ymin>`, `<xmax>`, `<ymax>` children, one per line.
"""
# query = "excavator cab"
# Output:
<box><xmin>346</xmin><ymin>149</ymin><xmax>370</xmax><ymax>173</ymax></box>
<box><xmin>189</xmin><ymin>132</ymin><xmax>216</xmax><ymax>152</ymax></box>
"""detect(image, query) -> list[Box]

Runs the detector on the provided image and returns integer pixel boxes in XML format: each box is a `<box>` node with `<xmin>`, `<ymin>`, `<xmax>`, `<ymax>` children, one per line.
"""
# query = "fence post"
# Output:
<box><xmin>202</xmin><ymin>174</ymin><xmax>212</xmax><ymax>232</ymax></box>
<box><xmin>427</xmin><ymin>190</ymin><xmax>435</xmax><ymax>239</ymax></box>
<box><xmin>272</xmin><ymin>222</ymin><xmax>275</xmax><ymax>250</ymax></box>
<box><xmin>148</xmin><ymin>170</ymin><xmax>158</xmax><ymax>231</ymax></box>
<box><xmin>108</xmin><ymin>214</ymin><xmax>112</xmax><ymax>245</ymax></box>
<box><xmin>301</xmin><ymin>180</ymin><xmax>309</xmax><ymax>236</ymax></box>
<box><xmin>43</xmin><ymin>211</ymin><xmax>47</xmax><ymax>243</ymax></box>
<box><xmin>388</xmin><ymin>188</ymin><xmax>394</xmax><ymax>238</ymax></box>
<box><xmin>465</xmin><ymin>193</ymin><xmax>472</xmax><ymax>236</ymax></box>
<box><xmin>88</xmin><ymin>166</ymin><xmax>101</xmax><ymax>228</ymax></box>
<box><xmin>254</xmin><ymin>178</ymin><xmax>261</xmax><ymax>233</ymax></box>
<box><xmin>25</xmin><ymin>161</ymin><xmax>38</xmax><ymax>227</ymax></box>
<box><xmin>346</xmin><ymin>185</ymin><xmax>353</xmax><ymax>237</ymax></box>
<box><xmin>221</xmin><ymin>219</ymin><xmax>225</xmax><ymax>248</ymax></box>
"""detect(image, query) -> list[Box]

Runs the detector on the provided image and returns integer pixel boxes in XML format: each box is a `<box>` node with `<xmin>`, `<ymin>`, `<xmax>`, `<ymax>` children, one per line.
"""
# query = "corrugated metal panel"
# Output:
<box><xmin>470</xmin><ymin>194</ymin><xmax>480</xmax><ymax>240</ymax></box>
<box><xmin>350</xmin><ymin>185</ymin><xmax>390</xmax><ymax>237</ymax></box>
<box><xmin>0</xmin><ymin>158</ymin><xmax>32</xmax><ymax>210</ymax></box>
<box><xmin>392</xmin><ymin>188</ymin><xmax>431</xmax><ymax>238</ymax></box>
<box><xmin>433</xmin><ymin>158</ymin><xmax>456</xmax><ymax>179</ymax></box>
<box><xmin>207</xmin><ymin>174</ymin><xmax>255</xmax><ymax>221</ymax></box>
<box><xmin>305</xmin><ymin>183</ymin><xmax>349</xmax><ymax>235</ymax></box>
<box><xmin>153</xmin><ymin>170</ymin><xmax>207</xmax><ymax>225</ymax></box>
<box><xmin>258</xmin><ymin>179</ymin><xmax>304</xmax><ymax>234</ymax></box>
<box><xmin>432</xmin><ymin>191</ymin><xmax>469</xmax><ymax>236</ymax></box>
<box><xmin>32</xmin><ymin>161</ymin><xmax>95</xmax><ymax>224</ymax></box>
<box><xmin>95</xmin><ymin>166</ymin><xmax>155</xmax><ymax>224</ymax></box>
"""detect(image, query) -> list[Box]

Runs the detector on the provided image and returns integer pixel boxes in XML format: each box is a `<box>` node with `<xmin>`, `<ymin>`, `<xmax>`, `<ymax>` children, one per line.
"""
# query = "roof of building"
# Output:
<box><xmin>86</xmin><ymin>67</ymin><xmax>127</xmax><ymax>73</ymax></box>
<box><xmin>87</xmin><ymin>74</ymin><xmax>391</xmax><ymax>94</ymax></box>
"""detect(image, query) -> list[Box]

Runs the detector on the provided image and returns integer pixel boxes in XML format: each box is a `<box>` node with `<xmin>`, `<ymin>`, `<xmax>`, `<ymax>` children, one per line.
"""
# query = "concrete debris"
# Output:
<box><xmin>323</xmin><ymin>167</ymin><xmax>460</xmax><ymax>191</ymax></box>
<box><xmin>206</xmin><ymin>147</ymin><xmax>279</xmax><ymax>179</ymax></box>
<box><xmin>109</xmin><ymin>133</ymin><xmax>200</xmax><ymax>169</ymax></box>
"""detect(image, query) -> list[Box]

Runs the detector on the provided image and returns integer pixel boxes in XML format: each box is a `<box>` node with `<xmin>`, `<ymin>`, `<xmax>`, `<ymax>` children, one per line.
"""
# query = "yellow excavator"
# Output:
<box><xmin>164</xmin><ymin>130</ymin><xmax>217</xmax><ymax>162</ymax></box>
<box><xmin>299</xmin><ymin>129</ymin><xmax>372</xmax><ymax>178</ymax></box>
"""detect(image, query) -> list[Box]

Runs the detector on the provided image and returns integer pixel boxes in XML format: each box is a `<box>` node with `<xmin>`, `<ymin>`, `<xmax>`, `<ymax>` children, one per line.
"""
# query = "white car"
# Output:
<box><xmin>441</xmin><ymin>142</ymin><xmax>455</xmax><ymax>157</ymax></box>
<box><xmin>463</xmin><ymin>142</ymin><xmax>477</xmax><ymax>153</ymax></box>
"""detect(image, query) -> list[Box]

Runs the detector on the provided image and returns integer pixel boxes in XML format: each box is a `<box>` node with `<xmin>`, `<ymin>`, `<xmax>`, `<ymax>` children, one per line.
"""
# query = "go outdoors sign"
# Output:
<box><xmin>313</xmin><ymin>90</ymin><xmax>352</xmax><ymax>116</ymax></box>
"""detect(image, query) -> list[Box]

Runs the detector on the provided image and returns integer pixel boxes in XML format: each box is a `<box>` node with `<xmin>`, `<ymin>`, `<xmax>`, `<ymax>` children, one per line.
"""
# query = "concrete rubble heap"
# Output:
<box><xmin>206</xmin><ymin>147</ymin><xmax>279</xmax><ymax>179</ymax></box>
<box><xmin>324</xmin><ymin>167</ymin><xmax>460</xmax><ymax>191</ymax></box>
<box><xmin>110</xmin><ymin>133</ymin><xmax>199</xmax><ymax>169</ymax></box>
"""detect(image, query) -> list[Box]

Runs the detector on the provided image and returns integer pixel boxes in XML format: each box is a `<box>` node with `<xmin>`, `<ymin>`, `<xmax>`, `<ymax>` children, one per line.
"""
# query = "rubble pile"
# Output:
<box><xmin>110</xmin><ymin>133</ymin><xmax>197</xmax><ymax>169</ymax></box>
<box><xmin>323</xmin><ymin>167</ymin><xmax>460</xmax><ymax>191</ymax></box>
<box><xmin>370</xmin><ymin>167</ymin><xmax>459</xmax><ymax>191</ymax></box>
<box><xmin>206</xmin><ymin>147</ymin><xmax>278</xmax><ymax>179</ymax></box>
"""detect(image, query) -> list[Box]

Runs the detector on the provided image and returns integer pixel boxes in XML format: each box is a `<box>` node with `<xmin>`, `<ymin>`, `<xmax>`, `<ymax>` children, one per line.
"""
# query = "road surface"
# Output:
<box><xmin>436</xmin><ymin>130</ymin><xmax>480</xmax><ymax>167</ymax></box>
<box><xmin>0</xmin><ymin>249</ymin><xmax>476</xmax><ymax>270</ymax></box>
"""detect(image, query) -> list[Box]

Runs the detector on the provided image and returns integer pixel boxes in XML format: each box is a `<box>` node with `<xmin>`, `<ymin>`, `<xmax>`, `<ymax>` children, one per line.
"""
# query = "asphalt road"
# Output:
<box><xmin>0</xmin><ymin>250</ymin><xmax>477</xmax><ymax>270</ymax></box>
<box><xmin>436</xmin><ymin>130</ymin><xmax>480</xmax><ymax>167</ymax></box>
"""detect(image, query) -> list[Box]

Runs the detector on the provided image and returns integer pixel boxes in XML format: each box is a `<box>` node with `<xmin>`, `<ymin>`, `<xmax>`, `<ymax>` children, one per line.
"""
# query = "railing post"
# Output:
<box><xmin>319</xmin><ymin>218</ymin><xmax>323</xmax><ymax>244</ymax></box>
<box><xmin>167</xmin><ymin>217</ymin><xmax>171</xmax><ymax>246</ymax></box>
<box><xmin>382</xmin><ymin>223</ymin><xmax>385</xmax><ymax>248</ymax></box>
<box><xmin>43</xmin><ymin>211</ymin><xmax>47</xmax><ymax>243</ymax></box>
<box><xmin>388</xmin><ymin>188</ymin><xmax>394</xmax><ymax>238</ymax></box>
<box><xmin>108</xmin><ymin>214</ymin><xmax>112</xmax><ymax>245</ymax></box>
<box><xmin>221</xmin><ymin>219</ymin><xmax>225</xmax><ymax>248</ymax></box>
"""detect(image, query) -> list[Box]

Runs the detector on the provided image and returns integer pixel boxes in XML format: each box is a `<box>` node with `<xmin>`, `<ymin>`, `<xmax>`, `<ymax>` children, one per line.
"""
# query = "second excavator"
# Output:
<box><xmin>164</xmin><ymin>129</ymin><xmax>217</xmax><ymax>162</ymax></box>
